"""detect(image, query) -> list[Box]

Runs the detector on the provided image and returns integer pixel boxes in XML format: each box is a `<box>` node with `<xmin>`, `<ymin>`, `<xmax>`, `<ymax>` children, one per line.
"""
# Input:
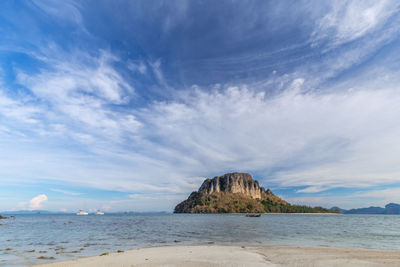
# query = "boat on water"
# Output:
<box><xmin>76</xmin><ymin>210</ymin><xmax>88</xmax><ymax>215</ymax></box>
<box><xmin>245</xmin><ymin>214</ymin><xmax>261</xmax><ymax>217</ymax></box>
<box><xmin>95</xmin><ymin>210</ymin><xmax>104</xmax><ymax>215</ymax></box>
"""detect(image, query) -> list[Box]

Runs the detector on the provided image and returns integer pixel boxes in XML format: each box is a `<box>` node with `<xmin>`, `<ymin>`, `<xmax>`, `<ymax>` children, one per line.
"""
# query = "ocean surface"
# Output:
<box><xmin>1</xmin><ymin>213</ymin><xmax>400</xmax><ymax>266</ymax></box>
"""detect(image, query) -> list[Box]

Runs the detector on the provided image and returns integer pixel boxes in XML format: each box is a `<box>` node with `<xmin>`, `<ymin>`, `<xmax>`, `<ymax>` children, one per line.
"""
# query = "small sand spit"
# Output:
<box><xmin>33</xmin><ymin>245</ymin><xmax>400</xmax><ymax>267</ymax></box>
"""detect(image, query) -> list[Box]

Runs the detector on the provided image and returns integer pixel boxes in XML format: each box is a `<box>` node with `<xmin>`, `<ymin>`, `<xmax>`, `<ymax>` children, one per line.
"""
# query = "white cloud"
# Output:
<box><xmin>15</xmin><ymin>51</ymin><xmax>141</xmax><ymax>143</ymax></box>
<box><xmin>311</xmin><ymin>0</ymin><xmax>399</xmax><ymax>47</ymax></box>
<box><xmin>29</xmin><ymin>194</ymin><xmax>48</xmax><ymax>210</ymax></box>
<box><xmin>138</xmin><ymin>84</ymin><xmax>400</xmax><ymax>191</ymax></box>
<box><xmin>149</xmin><ymin>59</ymin><xmax>169</xmax><ymax>88</ymax></box>
<box><xmin>129</xmin><ymin>193</ymin><xmax>184</xmax><ymax>201</ymax></box>
<box><xmin>50</xmin><ymin>188</ymin><xmax>82</xmax><ymax>196</ymax></box>
<box><xmin>298</xmin><ymin>1</ymin><xmax>400</xmax><ymax>87</ymax></box>
<box><xmin>19</xmin><ymin>51</ymin><xmax>133</xmax><ymax>104</ymax></box>
<box><xmin>0</xmin><ymin>91</ymin><xmax>41</xmax><ymax>124</ymax></box>
<box><xmin>297</xmin><ymin>186</ymin><xmax>329</xmax><ymax>193</ymax></box>
<box><xmin>353</xmin><ymin>188</ymin><xmax>400</xmax><ymax>206</ymax></box>
<box><xmin>32</xmin><ymin>0</ymin><xmax>84</xmax><ymax>29</ymax></box>
<box><xmin>128</xmin><ymin>61</ymin><xmax>147</xmax><ymax>75</ymax></box>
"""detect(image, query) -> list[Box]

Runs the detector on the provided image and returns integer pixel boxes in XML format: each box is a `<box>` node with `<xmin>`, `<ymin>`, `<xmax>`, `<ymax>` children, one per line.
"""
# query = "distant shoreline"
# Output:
<box><xmin>174</xmin><ymin>212</ymin><xmax>342</xmax><ymax>215</ymax></box>
<box><xmin>34</xmin><ymin>245</ymin><xmax>400</xmax><ymax>267</ymax></box>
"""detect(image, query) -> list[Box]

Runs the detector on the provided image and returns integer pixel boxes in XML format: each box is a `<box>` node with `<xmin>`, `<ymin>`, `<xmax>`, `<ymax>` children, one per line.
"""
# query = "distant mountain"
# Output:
<box><xmin>331</xmin><ymin>203</ymin><xmax>400</xmax><ymax>214</ymax></box>
<box><xmin>384</xmin><ymin>203</ymin><xmax>400</xmax><ymax>214</ymax></box>
<box><xmin>345</xmin><ymin>206</ymin><xmax>386</xmax><ymax>214</ymax></box>
<box><xmin>175</xmin><ymin>172</ymin><xmax>337</xmax><ymax>214</ymax></box>
<box><xmin>0</xmin><ymin>210</ymin><xmax>67</xmax><ymax>215</ymax></box>
<box><xmin>330</xmin><ymin>206</ymin><xmax>347</xmax><ymax>213</ymax></box>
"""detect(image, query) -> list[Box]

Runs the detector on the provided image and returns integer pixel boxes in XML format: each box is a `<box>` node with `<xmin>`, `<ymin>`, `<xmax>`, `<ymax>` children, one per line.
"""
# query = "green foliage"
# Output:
<box><xmin>174</xmin><ymin>191</ymin><xmax>337</xmax><ymax>214</ymax></box>
<box><xmin>261</xmin><ymin>200</ymin><xmax>336</xmax><ymax>213</ymax></box>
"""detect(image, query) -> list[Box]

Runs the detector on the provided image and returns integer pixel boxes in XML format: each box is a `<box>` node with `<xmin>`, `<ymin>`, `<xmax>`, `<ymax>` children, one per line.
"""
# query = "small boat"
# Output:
<box><xmin>95</xmin><ymin>210</ymin><xmax>104</xmax><ymax>215</ymax></box>
<box><xmin>245</xmin><ymin>214</ymin><xmax>261</xmax><ymax>217</ymax></box>
<box><xmin>76</xmin><ymin>210</ymin><xmax>88</xmax><ymax>216</ymax></box>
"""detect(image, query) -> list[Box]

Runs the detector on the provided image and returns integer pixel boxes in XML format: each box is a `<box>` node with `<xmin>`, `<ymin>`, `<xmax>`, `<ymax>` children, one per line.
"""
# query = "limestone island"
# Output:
<box><xmin>174</xmin><ymin>172</ymin><xmax>337</xmax><ymax>214</ymax></box>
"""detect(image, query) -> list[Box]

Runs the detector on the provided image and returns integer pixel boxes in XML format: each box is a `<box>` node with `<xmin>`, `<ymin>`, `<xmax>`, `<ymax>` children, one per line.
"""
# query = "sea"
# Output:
<box><xmin>1</xmin><ymin>213</ymin><xmax>400</xmax><ymax>266</ymax></box>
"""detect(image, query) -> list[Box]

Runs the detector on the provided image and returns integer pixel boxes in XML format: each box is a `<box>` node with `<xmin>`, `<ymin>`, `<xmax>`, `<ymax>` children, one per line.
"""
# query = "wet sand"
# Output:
<box><xmin>33</xmin><ymin>245</ymin><xmax>400</xmax><ymax>267</ymax></box>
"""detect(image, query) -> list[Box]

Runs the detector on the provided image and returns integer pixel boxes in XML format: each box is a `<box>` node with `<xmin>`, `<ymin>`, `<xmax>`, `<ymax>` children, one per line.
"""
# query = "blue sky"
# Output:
<box><xmin>1</xmin><ymin>0</ymin><xmax>400</xmax><ymax>212</ymax></box>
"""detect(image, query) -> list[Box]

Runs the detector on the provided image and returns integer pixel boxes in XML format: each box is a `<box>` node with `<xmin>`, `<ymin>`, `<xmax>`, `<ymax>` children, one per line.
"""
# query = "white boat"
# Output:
<box><xmin>76</xmin><ymin>210</ymin><xmax>88</xmax><ymax>215</ymax></box>
<box><xmin>95</xmin><ymin>210</ymin><xmax>104</xmax><ymax>215</ymax></box>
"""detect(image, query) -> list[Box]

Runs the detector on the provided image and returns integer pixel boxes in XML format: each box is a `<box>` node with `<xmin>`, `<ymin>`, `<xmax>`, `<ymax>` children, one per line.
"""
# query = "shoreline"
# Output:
<box><xmin>33</xmin><ymin>245</ymin><xmax>400</xmax><ymax>267</ymax></box>
<box><xmin>171</xmin><ymin>212</ymin><xmax>342</xmax><ymax>215</ymax></box>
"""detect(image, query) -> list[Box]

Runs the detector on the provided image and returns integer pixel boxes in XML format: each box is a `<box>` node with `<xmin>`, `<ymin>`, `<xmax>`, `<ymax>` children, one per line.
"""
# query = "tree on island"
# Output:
<box><xmin>174</xmin><ymin>173</ymin><xmax>337</xmax><ymax>214</ymax></box>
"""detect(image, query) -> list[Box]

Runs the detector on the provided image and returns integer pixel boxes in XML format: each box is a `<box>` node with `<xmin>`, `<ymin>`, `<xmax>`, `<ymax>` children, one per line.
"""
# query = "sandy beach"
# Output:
<box><xmin>34</xmin><ymin>245</ymin><xmax>400</xmax><ymax>267</ymax></box>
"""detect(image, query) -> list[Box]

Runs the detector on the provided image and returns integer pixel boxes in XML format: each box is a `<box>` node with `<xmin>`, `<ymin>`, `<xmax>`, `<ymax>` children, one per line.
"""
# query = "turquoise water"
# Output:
<box><xmin>1</xmin><ymin>214</ymin><xmax>400</xmax><ymax>266</ymax></box>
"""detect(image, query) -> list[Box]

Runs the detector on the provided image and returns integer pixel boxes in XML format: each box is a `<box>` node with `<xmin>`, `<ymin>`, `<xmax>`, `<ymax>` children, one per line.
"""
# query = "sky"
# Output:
<box><xmin>1</xmin><ymin>0</ymin><xmax>400</xmax><ymax>212</ymax></box>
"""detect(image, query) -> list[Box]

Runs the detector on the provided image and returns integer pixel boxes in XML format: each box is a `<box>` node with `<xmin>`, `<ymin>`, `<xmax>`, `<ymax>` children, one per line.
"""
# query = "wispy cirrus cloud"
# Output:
<box><xmin>32</xmin><ymin>0</ymin><xmax>84</xmax><ymax>29</ymax></box>
<box><xmin>311</xmin><ymin>0</ymin><xmax>399</xmax><ymax>47</ymax></box>
<box><xmin>50</xmin><ymin>188</ymin><xmax>82</xmax><ymax>196</ymax></box>
<box><xmin>15</xmin><ymin>50</ymin><xmax>141</xmax><ymax>143</ymax></box>
<box><xmin>0</xmin><ymin>91</ymin><xmax>41</xmax><ymax>124</ymax></box>
<box><xmin>139</xmin><ymin>83</ymin><xmax>400</xmax><ymax>191</ymax></box>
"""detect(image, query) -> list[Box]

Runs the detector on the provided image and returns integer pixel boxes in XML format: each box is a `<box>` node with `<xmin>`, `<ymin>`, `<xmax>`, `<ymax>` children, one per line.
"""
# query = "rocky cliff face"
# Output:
<box><xmin>174</xmin><ymin>172</ymin><xmax>284</xmax><ymax>213</ymax></box>
<box><xmin>174</xmin><ymin>172</ymin><xmax>336</xmax><ymax>214</ymax></box>
<box><xmin>198</xmin><ymin>173</ymin><xmax>272</xmax><ymax>199</ymax></box>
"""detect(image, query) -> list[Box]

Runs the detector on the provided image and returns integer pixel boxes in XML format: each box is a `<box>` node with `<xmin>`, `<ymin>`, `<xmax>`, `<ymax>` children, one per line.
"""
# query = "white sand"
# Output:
<box><xmin>34</xmin><ymin>245</ymin><xmax>400</xmax><ymax>267</ymax></box>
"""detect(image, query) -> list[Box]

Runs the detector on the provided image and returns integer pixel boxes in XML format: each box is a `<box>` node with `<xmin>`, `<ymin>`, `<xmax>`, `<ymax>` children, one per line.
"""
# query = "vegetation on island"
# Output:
<box><xmin>174</xmin><ymin>191</ymin><xmax>336</xmax><ymax>213</ymax></box>
<box><xmin>174</xmin><ymin>172</ymin><xmax>338</xmax><ymax>214</ymax></box>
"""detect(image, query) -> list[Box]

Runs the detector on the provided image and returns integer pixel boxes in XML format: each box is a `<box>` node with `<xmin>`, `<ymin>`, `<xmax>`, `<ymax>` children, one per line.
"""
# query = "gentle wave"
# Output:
<box><xmin>1</xmin><ymin>213</ymin><xmax>400</xmax><ymax>266</ymax></box>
